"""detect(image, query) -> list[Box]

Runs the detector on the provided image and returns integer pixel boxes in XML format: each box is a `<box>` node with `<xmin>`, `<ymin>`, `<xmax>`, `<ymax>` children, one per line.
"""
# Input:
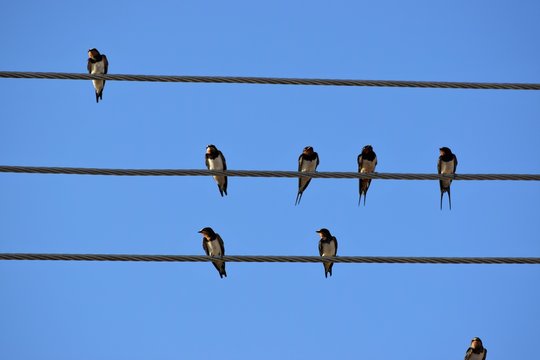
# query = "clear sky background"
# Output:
<box><xmin>1</xmin><ymin>1</ymin><xmax>539</xmax><ymax>359</ymax></box>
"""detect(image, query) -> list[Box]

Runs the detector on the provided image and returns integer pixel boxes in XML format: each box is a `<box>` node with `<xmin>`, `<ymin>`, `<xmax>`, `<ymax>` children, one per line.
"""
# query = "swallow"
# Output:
<box><xmin>205</xmin><ymin>144</ymin><xmax>228</xmax><ymax>197</ymax></box>
<box><xmin>295</xmin><ymin>146</ymin><xmax>319</xmax><ymax>205</ymax></box>
<box><xmin>317</xmin><ymin>228</ymin><xmax>338</xmax><ymax>278</ymax></box>
<box><xmin>87</xmin><ymin>48</ymin><xmax>109</xmax><ymax>103</ymax></box>
<box><xmin>464</xmin><ymin>337</ymin><xmax>487</xmax><ymax>360</ymax></box>
<box><xmin>198</xmin><ymin>227</ymin><xmax>227</xmax><ymax>278</ymax></box>
<box><xmin>438</xmin><ymin>147</ymin><xmax>458</xmax><ymax>210</ymax></box>
<box><xmin>357</xmin><ymin>145</ymin><xmax>378</xmax><ymax>206</ymax></box>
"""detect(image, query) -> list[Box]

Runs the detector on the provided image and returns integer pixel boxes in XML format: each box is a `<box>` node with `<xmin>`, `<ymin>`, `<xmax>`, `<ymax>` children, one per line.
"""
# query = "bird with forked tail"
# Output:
<box><xmin>437</xmin><ymin>146</ymin><xmax>458</xmax><ymax>210</ymax></box>
<box><xmin>205</xmin><ymin>144</ymin><xmax>228</xmax><ymax>197</ymax></box>
<box><xmin>87</xmin><ymin>48</ymin><xmax>108</xmax><ymax>103</ymax></box>
<box><xmin>296</xmin><ymin>146</ymin><xmax>319</xmax><ymax>205</ymax></box>
<box><xmin>357</xmin><ymin>145</ymin><xmax>377</xmax><ymax>206</ymax></box>
<box><xmin>199</xmin><ymin>227</ymin><xmax>227</xmax><ymax>278</ymax></box>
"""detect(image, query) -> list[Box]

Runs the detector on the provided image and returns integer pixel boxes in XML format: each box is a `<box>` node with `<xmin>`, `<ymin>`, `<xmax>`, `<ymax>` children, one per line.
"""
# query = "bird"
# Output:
<box><xmin>198</xmin><ymin>227</ymin><xmax>227</xmax><ymax>278</ymax></box>
<box><xmin>295</xmin><ymin>146</ymin><xmax>319</xmax><ymax>205</ymax></box>
<box><xmin>464</xmin><ymin>337</ymin><xmax>487</xmax><ymax>360</ymax></box>
<box><xmin>205</xmin><ymin>144</ymin><xmax>228</xmax><ymax>197</ymax></box>
<box><xmin>438</xmin><ymin>146</ymin><xmax>458</xmax><ymax>210</ymax></box>
<box><xmin>87</xmin><ymin>48</ymin><xmax>109</xmax><ymax>103</ymax></box>
<box><xmin>357</xmin><ymin>145</ymin><xmax>378</xmax><ymax>206</ymax></box>
<box><xmin>317</xmin><ymin>228</ymin><xmax>338</xmax><ymax>278</ymax></box>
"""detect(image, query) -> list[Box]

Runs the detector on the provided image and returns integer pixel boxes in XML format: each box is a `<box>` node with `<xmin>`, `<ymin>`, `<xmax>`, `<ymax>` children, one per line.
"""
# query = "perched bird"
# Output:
<box><xmin>205</xmin><ymin>144</ymin><xmax>228</xmax><ymax>197</ymax></box>
<box><xmin>198</xmin><ymin>227</ymin><xmax>227</xmax><ymax>278</ymax></box>
<box><xmin>317</xmin><ymin>228</ymin><xmax>338</xmax><ymax>278</ymax></box>
<box><xmin>464</xmin><ymin>337</ymin><xmax>487</xmax><ymax>360</ymax></box>
<box><xmin>295</xmin><ymin>146</ymin><xmax>319</xmax><ymax>205</ymax></box>
<box><xmin>87</xmin><ymin>48</ymin><xmax>109</xmax><ymax>103</ymax></box>
<box><xmin>438</xmin><ymin>147</ymin><xmax>458</xmax><ymax>210</ymax></box>
<box><xmin>357</xmin><ymin>145</ymin><xmax>378</xmax><ymax>206</ymax></box>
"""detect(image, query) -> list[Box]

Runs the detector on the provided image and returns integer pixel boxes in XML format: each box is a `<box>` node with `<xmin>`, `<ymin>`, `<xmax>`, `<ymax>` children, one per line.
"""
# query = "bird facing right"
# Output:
<box><xmin>296</xmin><ymin>146</ymin><xmax>319</xmax><ymax>205</ymax></box>
<box><xmin>437</xmin><ymin>146</ymin><xmax>458</xmax><ymax>210</ymax></box>
<box><xmin>357</xmin><ymin>145</ymin><xmax>377</xmax><ymax>206</ymax></box>
<box><xmin>317</xmin><ymin>228</ymin><xmax>338</xmax><ymax>278</ymax></box>
<box><xmin>464</xmin><ymin>337</ymin><xmax>487</xmax><ymax>360</ymax></box>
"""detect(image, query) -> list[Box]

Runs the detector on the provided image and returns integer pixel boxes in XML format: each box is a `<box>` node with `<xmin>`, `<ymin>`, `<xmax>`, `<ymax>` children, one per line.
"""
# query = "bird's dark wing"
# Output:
<box><xmin>102</xmin><ymin>55</ymin><xmax>109</xmax><ymax>74</ymax></box>
<box><xmin>357</xmin><ymin>154</ymin><xmax>363</xmax><ymax>171</ymax></box>
<box><xmin>315</xmin><ymin>153</ymin><xmax>320</xmax><ymax>167</ymax></box>
<box><xmin>221</xmin><ymin>152</ymin><xmax>227</xmax><ymax>170</ymax></box>
<box><xmin>464</xmin><ymin>348</ymin><xmax>472</xmax><ymax>360</ymax></box>
<box><xmin>298</xmin><ymin>153</ymin><xmax>304</xmax><ymax>172</ymax></box>
<box><xmin>202</xmin><ymin>239</ymin><xmax>209</xmax><ymax>256</ymax></box>
<box><xmin>217</xmin><ymin>234</ymin><xmax>225</xmax><ymax>256</ymax></box>
<box><xmin>482</xmin><ymin>349</ymin><xmax>487</xmax><ymax>360</ymax></box>
<box><xmin>334</xmin><ymin>237</ymin><xmax>338</xmax><ymax>255</ymax></box>
<box><xmin>205</xmin><ymin>155</ymin><xmax>210</xmax><ymax>170</ymax></box>
<box><xmin>437</xmin><ymin>157</ymin><xmax>442</xmax><ymax>174</ymax></box>
<box><xmin>453</xmin><ymin>154</ymin><xmax>458</xmax><ymax>173</ymax></box>
<box><xmin>87</xmin><ymin>59</ymin><xmax>92</xmax><ymax>74</ymax></box>
<box><xmin>318</xmin><ymin>240</ymin><xmax>323</xmax><ymax>256</ymax></box>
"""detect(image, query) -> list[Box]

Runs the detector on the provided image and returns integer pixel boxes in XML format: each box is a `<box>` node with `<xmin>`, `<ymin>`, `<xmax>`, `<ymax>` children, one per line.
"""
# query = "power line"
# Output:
<box><xmin>1</xmin><ymin>253</ymin><xmax>539</xmax><ymax>265</ymax></box>
<box><xmin>0</xmin><ymin>165</ymin><xmax>539</xmax><ymax>181</ymax></box>
<box><xmin>1</xmin><ymin>71</ymin><xmax>539</xmax><ymax>90</ymax></box>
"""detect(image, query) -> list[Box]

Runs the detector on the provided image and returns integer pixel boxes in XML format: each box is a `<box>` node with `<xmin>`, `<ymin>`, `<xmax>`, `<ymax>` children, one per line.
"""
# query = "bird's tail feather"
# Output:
<box><xmin>295</xmin><ymin>191</ymin><xmax>302</xmax><ymax>206</ymax></box>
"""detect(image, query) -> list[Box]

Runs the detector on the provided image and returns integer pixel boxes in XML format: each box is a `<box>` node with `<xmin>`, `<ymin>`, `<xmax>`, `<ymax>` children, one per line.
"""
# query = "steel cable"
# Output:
<box><xmin>1</xmin><ymin>71</ymin><xmax>540</xmax><ymax>90</ymax></box>
<box><xmin>0</xmin><ymin>253</ymin><xmax>539</xmax><ymax>264</ymax></box>
<box><xmin>0</xmin><ymin>165</ymin><xmax>539</xmax><ymax>181</ymax></box>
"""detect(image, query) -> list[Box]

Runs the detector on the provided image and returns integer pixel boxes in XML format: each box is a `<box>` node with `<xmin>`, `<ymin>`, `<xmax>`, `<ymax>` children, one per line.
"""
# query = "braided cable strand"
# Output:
<box><xmin>1</xmin><ymin>71</ymin><xmax>540</xmax><ymax>90</ymax></box>
<box><xmin>0</xmin><ymin>253</ymin><xmax>539</xmax><ymax>264</ymax></box>
<box><xmin>0</xmin><ymin>165</ymin><xmax>539</xmax><ymax>181</ymax></box>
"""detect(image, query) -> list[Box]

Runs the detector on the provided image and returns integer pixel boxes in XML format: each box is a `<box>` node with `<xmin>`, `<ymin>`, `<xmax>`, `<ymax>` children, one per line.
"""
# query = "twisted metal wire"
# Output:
<box><xmin>1</xmin><ymin>253</ymin><xmax>539</xmax><ymax>264</ymax></box>
<box><xmin>0</xmin><ymin>165</ymin><xmax>539</xmax><ymax>181</ymax></box>
<box><xmin>1</xmin><ymin>71</ymin><xmax>540</xmax><ymax>90</ymax></box>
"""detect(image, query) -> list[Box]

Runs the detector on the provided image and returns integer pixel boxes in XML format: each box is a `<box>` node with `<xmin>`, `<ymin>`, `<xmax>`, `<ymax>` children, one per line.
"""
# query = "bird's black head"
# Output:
<box><xmin>316</xmin><ymin>228</ymin><xmax>331</xmax><ymax>238</ymax></box>
<box><xmin>206</xmin><ymin>144</ymin><xmax>218</xmax><ymax>154</ymax></box>
<box><xmin>362</xmin><ymin>145</ymin><xmax>374</xmax><ymax>154</ymax></box>
<box><xmin>88</xmin><ymin>48</ymin><xmax>100</xmax><ymax>58</ymax></box>
<box><xmin>198</xmin><ymin>227</ymin><xmax>216</xmax><ymax>237</ymax></box>
<box><xmin>439</xmin><ymin>147</ymin><xmax>452</xmax><ymax>155</ymax></box>
<box><xmin>471</xmin><ymin>337</ymin><xmax>484</xmax><ymax>350</ymax></box>
<box><xmin>303</xmin><ymin>146</ymin><xmax>314</xmax><ymax>154</ymax></box>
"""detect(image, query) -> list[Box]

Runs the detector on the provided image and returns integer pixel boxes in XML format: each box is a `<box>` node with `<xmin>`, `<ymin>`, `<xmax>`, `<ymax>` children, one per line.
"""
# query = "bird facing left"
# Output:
<box><xmin>87</xmin><ymin>48</ymin><xmax>109</xmax><ymax>103</ymax></box>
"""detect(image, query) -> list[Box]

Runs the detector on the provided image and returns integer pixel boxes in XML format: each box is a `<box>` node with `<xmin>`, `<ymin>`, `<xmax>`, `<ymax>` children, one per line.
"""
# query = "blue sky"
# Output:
<box><xmin>1</xmin><ymin>1</ymin><xmax>539</xmax><ymax>359</ymax></box>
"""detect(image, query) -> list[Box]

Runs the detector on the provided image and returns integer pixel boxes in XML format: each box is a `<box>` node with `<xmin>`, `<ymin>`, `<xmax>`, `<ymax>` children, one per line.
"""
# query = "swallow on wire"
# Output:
<box><xmin>295</xmin><ymin>146</ymin><xmax>319</xmax><ymax>205</ymax></box>
<box><xmin>317</xmin><ymin>228</ymin><xmax>338</xmax><ymax>278</ymax></box>
<box><xmin>87</xmin><ymin>48</ymin><xmax>109</xmax><ymax>103</ymax></box>
<box><xmin>357</xmin><ymin>145</ymin><xmax>378</xmax><ymax>206</ymax></box>
<box><xmin>438</xmin><ymin>146</ymin><xmax>458</xmax><ymax>210</ymax></box>
<box><xmin>199</xmin><ymin>227</ymin><xmax>227</xmax><ymax>278</ymax></box>
<box><xmin>205</xmin><ymin>144</ymin><xmax>228</xmax><ymax>197</ymax></box>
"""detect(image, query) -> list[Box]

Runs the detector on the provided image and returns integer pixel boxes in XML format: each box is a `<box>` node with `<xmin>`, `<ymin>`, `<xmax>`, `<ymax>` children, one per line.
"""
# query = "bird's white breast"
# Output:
<box><xmin>468</xmin><ymin>351</ymin><xmax>485</xmax><ymax>360</ymax></box>
<box><xmin>360</xmin><ymin>158</ymin><xmax>377</xmax><ymax>173</ymax></box>
<box><xmin>207</xmin><ymin>156</ymin><xmax>224</xmax><ymax>170</ymax></box>
<box><xmin>439</xmin><ymin>160</ymin><xmax>455</xmax><ymax>174</ymax></box>
<box><xmin>206</xmin><ymin>239</ymin><xmax>222</xmax><ymax>256</ymax></box>
<box><xmin>301</xmin><ymin>159</ymin><xmax>318</xmax><ymax>172</ymax></box>
<box><xmin>321</xmin><ymin>241</ymin><xmax>336</xmax><ymax>257</ymax></box>
<box><xmin>90</xmin><ymin>61</ymin><xmax>106</xmax><ymax>74</ymax></box>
